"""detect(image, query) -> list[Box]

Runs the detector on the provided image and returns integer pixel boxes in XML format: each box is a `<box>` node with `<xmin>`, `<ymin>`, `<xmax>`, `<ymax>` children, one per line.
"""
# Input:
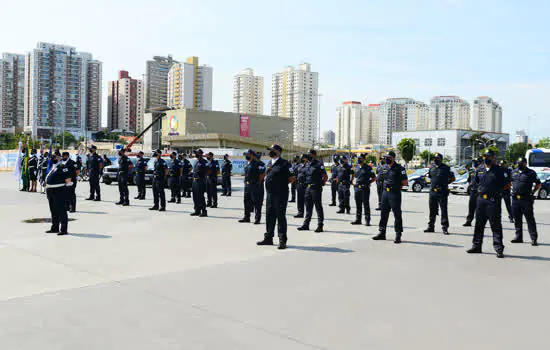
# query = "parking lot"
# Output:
<box><xmin>1</xmin><ymin>172</ymin><xmax>550</xmax><ymax>349</ymax></box>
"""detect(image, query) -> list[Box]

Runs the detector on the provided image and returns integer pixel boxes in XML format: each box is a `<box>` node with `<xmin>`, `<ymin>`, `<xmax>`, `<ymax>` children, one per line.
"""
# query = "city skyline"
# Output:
<box><xmin>1</xmin><ymin>0</ymin><xmax>549</xmax><ymax>140</ymax></box>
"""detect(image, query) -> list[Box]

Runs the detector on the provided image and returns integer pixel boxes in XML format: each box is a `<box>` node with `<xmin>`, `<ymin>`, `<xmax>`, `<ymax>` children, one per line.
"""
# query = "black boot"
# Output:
<box><xmin>199</xmin><ymin>210</ymin><xmax>208</xmax><ymax>217</ymax></box>
<box><xmin>394</xmin><ymin>234</ymin><xmax>402</xmax><ymax>244</ymax></box>
<box><xmin>466</xmin><ymin>246</ymin><xmax>482</xmax><ymax>254</ymax></box>
<box><xmin>511</xmin><ymin>238</ymin><xmax>524</xmax><ymax>243</ymax></box>
<box><xmin>190</xmin><ymin>212</ymin><xmax>200</xmax><ymax>216</ymax></box>
<box><xmin>257</xmin><ymin>237</ymin><xmax>274</xmax><ymax>246</ymax></box>
<box><xmin>122</xmin><ymin>202</ymin><xmax>130</xmax><ymax>207</ymax></box>
<box><xmin>314</xmin><ymin>225</ymin><xmax>323</xmax><ymax>233</ymax></box>
<box><xmin>278</xmin><ymin>240</ymin><xmax>287</xmax><ymax>250</ymax></box>
<box><xmin>168</xmin><ymin>199</ymin><xmax>176</xmax><ymax>203</ymax></box>
<box><xmin>239</xmin><ymin>217</ymin><xmax>251</xmax><ymax>223</ymax></box>
<box><xmin>424</xmin><ymin>227</ymin><xmax>435</xmax><ymax>233</ymax></box>
<box><xmin>532</xmin><ymin>240</ymin><xmax>538</xmax><ymax>246</ymax></box>
<box><xmin>211</xmin><ymin>204</ymin><xmax>218</xmax><ymax>208</ymax></box>
<box><xmin>294</xmin><ymin>213</ymin><xmax>304</xmax><ymax>218</ymax></box>
<box><xmin>329</xmin><ymin>202</ymin><xmax>336</xmax><ymax>207</ymax></box>
<box><xmin>442</xmin><ymin>228</ymin><xmax>449</xmax><ymax>235</ymax></box>
<box><xmin>372</xmin><ymin>233</ymin><xmax>386</xmax><ymax>241</ymax></box>
<box><xmin>158</xmin><ymin>207</ymin><xmax>166</xmax><ymax>212</ymax></box>
<box><xmin>297</xmin><ymin>225</ymin><xmax>309</xmax><ymax>231</ymax></box>
<box><xmin>351</xmin><ymin>219</ymin><xmax>362</xmax><ymax>225</ymax></box>
<box><xmin>365</xmin><ymin>219</ymin><xmax>371</xmax><ymax>227</ymax></box>
<box><xmin>176</xmin><ymin>199</ymin><xmax>181</xmax><ymax>204</ymax></box>
<box><xmin>346</xmin><ymin>209</ymin><xmax>351</xmax><ymax>215</ymax></box>
<box><xmin>149</xmin><ymin>206</ymin><xmax>159</xmax><ymax>211</ymax></box>
<box><xmin>496</xmin><ymin>251</ymin><xmax>504</xmax><ymax>258</ymax></box>
<box><xmin>336</xmin><ymin>209</ymin><xmax>345</xmax><ymax>214</ymax></box>
<box><xmin>463</xmin><ymin>221</ymin><xmax>472</xmax><ymax>227</ymax></box>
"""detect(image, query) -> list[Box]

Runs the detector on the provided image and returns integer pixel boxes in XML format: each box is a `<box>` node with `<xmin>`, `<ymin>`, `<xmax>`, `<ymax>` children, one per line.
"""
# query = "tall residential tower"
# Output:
<box><xmin>144</xmin><ymin>55</ymin><xmax>177</xmax><ymax>112</ymax></box>
<box><xmin>0</xmin><ymin>53</ymin><xmax>25</xmax><ymax>133</ymax></box>
<box><xmin>107</xmin><ymin>71</ymin><xmax>144</xmax><ymax>133</ymax></box>
<box><xmin>167</xmin><ymin>56</ymin><xmax>213</xmax><ymax>111</ymax></box>
<box><xmin>233</xmin><ymin>68</ymin><xmax>263</xmax><ymax>114</ymax></box>
<box><xmin>472</xmin><ymin>96</ymin><xmax>502</xmax><ymax>132</ymax></box>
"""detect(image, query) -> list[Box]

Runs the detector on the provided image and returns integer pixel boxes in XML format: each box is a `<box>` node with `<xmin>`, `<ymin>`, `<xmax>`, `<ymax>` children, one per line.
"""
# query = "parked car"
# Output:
<box><xmin>535</xmin><ymin>172</ymin><xmax>550</xmax><ymax>200</ymax></box>
<box><xmin>406</xmin><ymin>168</ymin><xmax>430</xmax><ymax>192</ymax></box>
<box><xmin>103</xmin><ymin>157</ymin><xmax>146</xmax><ymax>185</ymax></box>
<box><xmin>449</xmin><ymin>172</ymin><xmax>470</xmax><ymax>195</ymax></box>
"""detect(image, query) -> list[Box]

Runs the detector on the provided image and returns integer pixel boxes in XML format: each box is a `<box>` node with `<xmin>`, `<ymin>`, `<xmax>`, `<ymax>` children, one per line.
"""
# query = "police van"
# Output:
<box><xmin>526</xmin><ymin>148</ymin><xmax>550</xmax><ymax>172</ymax></box>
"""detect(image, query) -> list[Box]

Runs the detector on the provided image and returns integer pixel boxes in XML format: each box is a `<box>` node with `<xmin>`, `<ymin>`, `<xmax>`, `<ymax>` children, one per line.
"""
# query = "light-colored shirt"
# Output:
<box><xmin>271</xmin><ymin>157</ymin><xmax>280</xmax><ymax>165</ymax></box>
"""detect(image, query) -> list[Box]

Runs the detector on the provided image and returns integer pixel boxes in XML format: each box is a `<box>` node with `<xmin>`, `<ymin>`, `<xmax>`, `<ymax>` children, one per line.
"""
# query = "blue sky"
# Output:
<box><xmin>3</xmin><ymin>0</ymin><xmax>549</xmax><ymax>140</ymax></box>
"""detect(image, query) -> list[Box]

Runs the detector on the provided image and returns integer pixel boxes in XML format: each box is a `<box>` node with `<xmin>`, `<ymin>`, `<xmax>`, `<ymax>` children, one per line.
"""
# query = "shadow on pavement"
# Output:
<box><xmin>405</xmin><ymin>240</ymin><xmax>463</xmax><ymax>248</ymax></box>
<box><xmin>69</xmin><ymin>233</ymin><xmax>112</xmax><ymax>239</ymax></box>
<box><xmin>505</xmin><ymin>254</ymin><xmax>550</xmax><ymax>262</ymax></box>
<box><xmin>75</xmin><ymin>211</ymin><xmax>108</xmax><ymax>215</ymax></box>
<box><xmin>288</xmin><ymin>245</ymin><xmax>354</xmax><ymax>253</ymax></box>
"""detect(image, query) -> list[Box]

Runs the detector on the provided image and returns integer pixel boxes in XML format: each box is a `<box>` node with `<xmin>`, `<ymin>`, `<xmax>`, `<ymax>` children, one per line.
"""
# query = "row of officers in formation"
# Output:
<box><xmin>38</xmin><ymin>144</ymin><xmax>542</xmax><ymax>256</ymax></box>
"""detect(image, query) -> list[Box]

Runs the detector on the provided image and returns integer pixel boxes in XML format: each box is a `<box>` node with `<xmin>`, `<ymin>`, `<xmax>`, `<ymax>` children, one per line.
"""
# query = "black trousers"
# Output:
<box><xmin>304</xmin><ymin>186</ymin><xmax>324</xmax><ymax>227</ymax></box>
<box><xmin>265</xmin><ymin>192</ymin><xmax>289</xmax><ymax>241</ymax></box>
<box><xmin>502</xmin><ymin>190</ymin><xmax>513</xmax><ymax>219</ymax></box>
<box><xmin>69</xmin><ymin>182</ymin><xmax>77</xmax><ymax>211</ymax></box>
<box><xmin>152</xmin><ymin>178</ymin><xmax>166</xmax><ymax>209</ymax></box>
<box><xmin>168</xmin><ymin>177</ymin><xmax>181</xmax><ymax>201</ymax></box>
<box><xmin>47</xmin><ymin>187</ymin><xmax>68</xmax><ymax>233</ymax></box>
<box><xmin>378</xmin><ymin>190</ymin><xmax>403</xmax><ymax>235</ymax></box>
<box><xmin>206</xmin><ymin>177</ymin><xmax>218</xmax><ymax>205</ymax></box>
<box><xmin>192</xmin><ymin>180</ymin><xmax>207</xmax><ymax>213</ymax></box>
<box><xmin>338</xmin><ymin>183</ymin><xmax>351</xmax><ymax>211</ymax></box>
<box><xmin>428</xmin><ymin>191</ymin><xmax>449</xmax><ymax>229</ymax></box>
<box><xmin>118</xmin><ymin>175</ymin><xmax>129</xmax><ymax>203</ymax></box>
<box><xmin>291</xmin><ymin>181</ymin><xmax>297</xmax><ymax>201</ymax></box>
<box><xmin>331</xmin><ymin>180</ymin><xmax>338</xmax><ymax>204</ymax></box>
<box><xmin>466</xmin><ymin>190</ymin><xmax>477</xmax><ymax>223</ymax></box>
<box><xmin>376</xmin><ymin>182</ymin><xmax>383</xmax><ymax>208</ymax></box>
<box><xmin>89</xmin><ymin>173</ymin><xmax>101</xmax><ymax>199</ymax></box>
<box><xmin>181</xmin><ymin>176</ymin><xmax>191</xmax><ymax>197</ymax></box>
<box><xmin>135</xmin><ymin>174</ymin><xmax>146</xmax><ymax>199</ymax></box>
<box><xmin>473</xmin><ymin>196</ymin><xmax>504</xmax><ymax>253</ymax></box>
<box><xmin>296</xmin><ymin>184</ymin><xmax>306</xmax><ymax>215</ymax></box>
<box><xmin>512</xmin><ymin>196</ymin><xmax>538</xmax><ymax>241</ymax></box>
<box><xmin>354</xmin><ymin>187</ymin><xmax>371</xmax><ymax>223</ymax></box>
<box><xmin>244</xmin><ymin>183</ymin><xmax>262</xmax><ymax>222</ymax></box>
<box><xmin>222</xmin><ymin>175</ymin><xmax>231</xmax><ymax>195</ymax></box>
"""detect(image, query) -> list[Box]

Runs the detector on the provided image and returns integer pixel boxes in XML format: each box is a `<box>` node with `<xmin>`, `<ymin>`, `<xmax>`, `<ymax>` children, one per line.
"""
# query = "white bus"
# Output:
<box><xmin>526</xmin><ymin>148</ymin><xmax>550</xmax><ymax>171</ymax></box>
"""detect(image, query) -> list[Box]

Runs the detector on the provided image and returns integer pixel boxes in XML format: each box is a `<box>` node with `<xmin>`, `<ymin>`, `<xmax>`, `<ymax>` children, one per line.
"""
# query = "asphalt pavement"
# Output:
<box><xmin>1</xmin><ymin>172</ymin><xmax>549</xmax><ymax>349</ymax></box>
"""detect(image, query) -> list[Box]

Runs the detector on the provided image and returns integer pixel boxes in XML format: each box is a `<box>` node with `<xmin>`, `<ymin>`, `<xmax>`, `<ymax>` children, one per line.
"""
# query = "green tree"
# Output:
<box><xmin>536</xmin><ymin>137</ymin><xmax>550</xmax><ymax>148</ymax></box>
<box><xmin>365</xmin><ymin>154</ymin><xmax>377</xmax><ymax>165</ymax></box>
<box><xmin>419</xmin><ymin>150</ymin><xmax>434</xmax><ymax>165</ymax></box>
<box><xmin>92</xmin><ymin>131</ymin><xmax>106</xmax><ymax>141</ymax></box>
<box><xmin>505</xmin><ymin>142</ymin><xmax>530</xmax><ymax>162</ymax></box>
<box><xmin>397</xmin><ymin>138</ymin><xmax>416</xmax><ymax>167</ymax></box>
<box><xmin>52</xmin><ymin>132</ymin><xmax>77</xmax><ymax>148</ymax></box>
<box><xmin>480</xmin><ymin>145</ymin><xmax>500</xmax><ymax>158</ymax></box>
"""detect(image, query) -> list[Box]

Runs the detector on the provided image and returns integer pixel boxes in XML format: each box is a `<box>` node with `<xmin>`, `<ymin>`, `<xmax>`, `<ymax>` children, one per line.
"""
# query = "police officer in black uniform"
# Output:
<box><xmin>180</xmin><ymin>153</ymin><xmax>192</xmax><ymax>198</ymax></box>
<box><xmin>28</xmin><ymin>149</ymin><xmax>39</xmax><ymax>192</ymax></box>
<box><xmin>167</xmin><ymin>152</ymin><xmax>182</xmax><ymax>204</ymax></box>
<box><xmin>221</xmin><ymin>154</ymin><xmax>233</xmax><ymax>196</ymax></box>
<box><xmin>45</xmin><ymin>153</ymin><xmax>72</xmax><ymax>235</ymax></box>
<box><xmin>294</xmin><ymin>154</ymin><xmax>308</xmax><ymax>218</ymax></box>
<box><xmin>150</xmin><ymin>150</ymin><xmax>167</xmax><ymax>212</ymax></box>
<box><xmin>61</xmin><ymin>152</ymin><xmax>79</xmax><ymax>212</ymax></box>
<box><xmin>134</xmin><ymin>151</ymin><xmax>148</xmax><ymax>200</ymax></box>
<box><xmin>257</xmin><ymin>144</ymin><xmax>294</xmax><ymax>250</ymax></box>
<box><xmin>463</xmin><ymin>158</ymin><xmax>481</xmax><ymax>226</ymax></box>
<box><xmin>500</xmin><ymin>160</ymin><xmax>514</xmax><ymax>223</ymax></box>
<box><xmin>329</xmin><ymin>156</ymin><xmax>339</xmax><ymax>206</ymax></box>
<box><xmin>298</xmin><ymin>149</ymin><xmax>327</xmax><ymax>232</ymax></box>
<box><xmin>336</xmin><ymin>156</ymin><xmax>354</xmax><ymax>214</ymax></box>
<box><xmin>375</xmin><ymin>158</ymin><xmax>385</xmax><ymax>210</ymax></box>
<box><xmin>239</xmin><ymin>149</ymin><xmax>264</xmax><ymax>224</ymax></box>
<box><xmin>351</xmin><ymin>153</ymin><xmax>376</xmax><ymax>226</ymax></box>
<box><xmin>191</xmin><ymin>149</ymin><xmax>209</xmax><ymax>217</ymax></box>
<box><xmin>510</xmin><ymin>157</ymin><xmax>542</xmax><ymax>246</ymax></box>
<box><xmin>103</xmin><ymin>154</ymin><xmax>112</xmax><ymax>167</ymax></box>
<box><xmin>466</xmin><ymin>149</ymin><xmax>508</xmax><ymax>258</ymax></box>
<box><xmin>289</xmin><ymin>155</ymin><xmax>300</xmax><ymax>203</ymax></box>
<box><xmin>424</xmin><ymin>153</ymin><xmax>455</xmax><ymax>235</ymax></box>
<box><xmin>255</xmin><ymin>152</ymin><xmax>266</xmax><ymax>208</ymax></box>
<box><xmin>116</xmin><ymin>148</ymin><xmax>132</xmax><ymax>206</ymax></box>
<box><xmin>40</xmin><ymin>151</ymin><xmax>49</xmax><ymax>186</ymax></box>
<box><xmin>373</xmin><ymin>151</ymin><xmax>408</xmax><ymax>243</ymax></box>
<box><xmin>86</xmin><ymin>145</ymin><xmax>103</xmax><ymax>201</ymax></box>
<box><xmin>206</xmin><ymin>152</ymin><xmax>220</xmax><ymax>208</ymax></box>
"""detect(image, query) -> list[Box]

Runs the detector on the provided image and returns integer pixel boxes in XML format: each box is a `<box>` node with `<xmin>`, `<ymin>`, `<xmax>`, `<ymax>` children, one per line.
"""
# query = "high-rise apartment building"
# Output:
<box><xmin>429</xmin><ymin>96</ymin><xmax>470</xmax><ymax>130</ymax></box>
<box><xmin>272</xmin><ymin>63</ymin><xmax>319</xmax><ymax>145</ymax></box>
<box><xmin>335</xmin><ymin>102</ymin><xmax>380</xmax><ymax>148</ymax></box>
<box><xmin>365</xmin><ymin>104</ymin><xmax>380</xmax><ymax>145</ymax></box>
<box><xmin>321</xmin><ymin>130</ymin><xmax>335</xmax><ymax>145</ymax></box>
<box><xmin>107</xmin><ymin>71</ymin><xmax>144</xmax><ymax>133</ymax></box>
<box><xmin>405</xmin><ymin>101</ymin><xmax>430</xmax><ymax>130</ymax></box>
<box><xmin>379</xmin><ymin>98</ymin><xmax>414</xmax><ymax>146</ymax></box>
<box><xmin>145</xmin><ymin>55</ymin><xmax>177</xmax><ymax>112</ymax></box>
<box><xmin>514</xmin><ymin>130</ymin><xmax>528</xmax><ymax>144</ymax></box>
<box><xmin>24</xmin><ymin>42</ymin><xmax>102</xmax><ymax>138</ymax></box>
<box><xmin>0</xmin><ymin>53</ymin><xmax>25</xmax><ymax>133</ymax></box>
<box><xmin>472</xmin><ymin>96</ymin><xmax>502</xmax><ymax>132</ymax></box>
<box><xmin>233</xmin><ymin>68</ymin><xmax>263</xmax><ymax>114</ymax></box>
<box><xmin>167</xmin><ymin>56</ymin><xmax>213</xmax><ymax>111</ymax></box>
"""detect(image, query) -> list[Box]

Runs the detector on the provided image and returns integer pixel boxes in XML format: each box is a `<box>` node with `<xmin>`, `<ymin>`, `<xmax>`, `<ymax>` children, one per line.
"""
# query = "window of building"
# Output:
<box><xmin>424</xmin><ymin>138</ymin><xmax>432</xmax><ymax>147</ymax></box>
<box><xmin>437</xmin><ymin>138</ymin><xmax>446</xmax><ymax>146</ymax></box>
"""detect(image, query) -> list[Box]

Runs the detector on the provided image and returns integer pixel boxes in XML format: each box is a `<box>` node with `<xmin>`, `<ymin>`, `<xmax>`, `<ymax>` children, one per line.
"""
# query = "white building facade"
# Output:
<box><xmin>271</xmin><ymin>63</ymin><xmax>319</xmax><ymax>145</ymax></box>
<box><xmin>472</xmin><ymin>96</ymin><xmax>502</xmax><ymax>132</ymax></box>
<box><xmin>0</xmin><ymin>53</ymin><xmax>25</xmax><ymax>133</ymax></box>
<box><xmin>233</xmin><ymin>68</ymin><xmax>263</xmax><ymax>115</ymax></box>
<box><xmin>429</xmin><ymin>96</ymin><xmax>470</xmax><ymax>130</ymax></box>
<box><xmin>167</xmin><ymin>56</ymin><xmax>213</xmax><ymax>111</ymax></box>
<box><xmin>335</xmin><ymin>102</ymin><xmax>381</xmax><ymax>148</ymax></box>
<box><xmin>379</xmin><ymin>98</ymin><xmax>414</xmax><ymax>146</ymax></box>
<box><xmin>107</xmin><ymin>71</ymin><xmax>144</xmax><ymax>133</ymax></box>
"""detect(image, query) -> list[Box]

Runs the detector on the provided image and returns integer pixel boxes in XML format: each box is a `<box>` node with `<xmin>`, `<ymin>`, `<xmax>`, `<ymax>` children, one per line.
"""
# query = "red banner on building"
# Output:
<box><xmin>240</xmin><ymin>115</ymin><xmax>250</xmax><ymax>137</ymax></box>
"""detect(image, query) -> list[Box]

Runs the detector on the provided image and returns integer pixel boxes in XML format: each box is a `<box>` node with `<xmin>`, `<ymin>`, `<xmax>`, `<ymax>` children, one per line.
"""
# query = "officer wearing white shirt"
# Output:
<box><xmin>45</xmin><ymin>153</ymin><xmax>72</xmax><ymax>235</ymax></box>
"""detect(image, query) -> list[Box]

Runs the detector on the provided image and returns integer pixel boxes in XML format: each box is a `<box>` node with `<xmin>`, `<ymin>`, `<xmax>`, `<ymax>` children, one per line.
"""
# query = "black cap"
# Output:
<box><xmin>138</xmin><ymin>151</ymin><xmax>144</xmax><ymax>155</ymax></box>
<box><xmin>359</xmin><ymin>153</ymin><xmax>367</xmax><ymax>159</ymax></box>
<box><xmin>483</xmin><ymin>149</ymin><xmax>495</xmax><ymax>157</ymax></box>
<box><xmin>386</xmin><ymin>151</ymin><xmax>396</xmax><ymax>158</ymax></box>
<box><xmin>31</xmin><ymin>149</ymin><xmax>37</xmax><ymax>154</ymax></box>
<box><xmin>517</xmin><ymin>157</ymin><xmax>527</xmax><ymax>163</ymax></box>
<box><xmin>268</xmin><ymin>144</ymin><xmax>283</xmax><ymax>153</ymax></box>
<box><xmin>54</xmin><ymin>151</ymin><xmax>61</xmax><ymax>157</ymax></box>
<box><xmin>195</xmin><ymin>149</ymin><xmax>203</xmax><ymax>154</ymax></box>
<box><xmin>119</xmin><ymin>148</ymin><xmax>126</xmax><ymax>153</ymax></box>
<box><xmin>89</xmin><ymin>145</ymin><xmax>97</xmax><ymax>150</ymax></box>
<box><xmin>207</xmin><ymin>152</ymin><xmax>214</xmax><ymax>156</ymax></box>
<box><xmin>171</xmin><ymin>151</ymin><xmax>177</xmax><ymax>156</ymax></box>
<box><xmin>333</xmin><ymin>155</ymin><xmax>340</xmax><ymax>162</ymax></box>
<box><xmin>341</xmin><ymin>155</ymin><xmax>348</xmax><ymax>160</ymax></box>
<box><xmin>308</xmin><ymin>149</ymin><xmax>317</xmax><ymax>155</ymax></box>
<box><xmin>62</xmin><ymin>151</ymin><xmax>70</xmax><ymax>157</ymax></box>
<box><xmin>433</xmin><ymin>153</ymin><xmax>443</xmax><ymax>159</ymax></box>
<box><xmin>244</xmin><ymin>149</ymin><xmax>255</xmax><ymax>155</ymax></box>
<box><xmin>224</xmin><ymin>154</ymin><xmax>229</xmax><ymax>157</ymax></box>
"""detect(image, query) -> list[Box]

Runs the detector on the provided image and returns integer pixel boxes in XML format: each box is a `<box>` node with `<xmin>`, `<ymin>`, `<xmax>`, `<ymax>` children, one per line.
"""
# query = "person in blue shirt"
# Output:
<box><xmin>149</xmin><ymin>150</ymin><xmax>168</xmax><ymax>212</ymax></box>
<box><xmin>221</xmin><ymin>154</ymin><xmax>233</xmax><ymax>196</ymax></box>
<box><xmin>191</xmin><ymin>149</ymin><xmax>209</xmax><ymax>217</ymax></box>
<box><xmin>167</xmin><ymin>152</ymin><xmax>182</xmax><ymax>204</ymax></box>
<box><xmin>351</xmin><ymin>153</ymin><xmax>376</xmax><ymax>226</ymax></box>
<box><xmin>45</xmin><ymin>153</ymin><xmax>72</xmax><ymax>235</ymax></box>
<box><xmin>206</xmin><ymin>152</ymin><xmax>220</xmax><ymax>208</ymax></box>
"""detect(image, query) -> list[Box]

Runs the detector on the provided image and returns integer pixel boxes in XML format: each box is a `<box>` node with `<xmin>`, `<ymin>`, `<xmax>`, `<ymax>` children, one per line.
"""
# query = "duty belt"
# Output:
<box><xmin>514</xmin><ymin>194</ymin><xmax>531</xmax><ymax>200</ymax></box>
<box><xmin>46</xmin><ymin>183</ymin><xmax>66</xmax><ymax>189</ymax></box>
<box><xmin>355</xmin><ymin>184</ymin><xmax>367</xmax><ymax>189</ymax></box>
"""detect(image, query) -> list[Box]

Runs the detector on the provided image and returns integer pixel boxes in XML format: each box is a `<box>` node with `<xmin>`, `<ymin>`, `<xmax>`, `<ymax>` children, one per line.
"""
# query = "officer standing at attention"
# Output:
<box><xmin>466</xmin><ymin>149</ymin><xmax>507</xmax><ymax>258</ymax></box>
<box><xmin>289</xmin><ymin>155</ymin><xmax>300</xmax><ymax>203</ymax></box>
<box><xmin>115</xmin><ymin>148</ymin><xmax>132</xmax><ymax>206</ymax></box>
<box><xmin>86</xmin><ymin>145</ymin><xmax>103</xmax><ymax>201</ymax></box>
<box><xmin>61</xmin><ymin>152</ymin><xmax>79</xmax><ymax>212</ymax></box>
<box><xmin>463</xmin><ymin>158</ymin><xmax>481</xmax><ymax>227</ymax></box>
<box><xmin>372</xmin><ymin>151</ymin><xmax>408</xmax><ymax>243</ymax></box>
<box><xmin>375</xmin><ymin>158</ymin><xmax>386</xmax><ymax>210</ymax></box>
<box><xmin>336</xmin><ymin>156</ymin><xmax>354</xmax><ymax>214</ymax></box>
<box><xmin>298</xmin><ymin>149</ymin><xmax>327</xmax><ymax>232</ymax></box>
<box><xmin>351</xmin><ymin>153</ymin><xmax>376</xmax><ymax>226</ymax></box>
<box><xmin>255</xmin><ymin>152</ymin><xmax>266</xmax><ymax>208</ymax></box>
<box><xmin>424</xmin><ymin>153</ymin><xmax>455</xmax><ymax>235</ymax></box>
<box><xmin>28</xmin><ymin>149</ymin><xmax>39</xmax><ymax>192</ymax></box>
<box><xmin>510</xmin><ymin>157</ymin><xmax>541</xmax><ymax>246</ymax></box>
<box><xmin>134</xmin><ymin>151</ymin><xmax>148</xmax><ymax>200</ymax></box>
<box><xmin>220</xmin><ymin>154</ymin><xmax>233</xmax><ymax>196</ymax></box>
<box><xmin>329</xmin><ymin>156</ymin><xmax>340</xmax><ymax>206</ymax></box>
<box><xmin>239</xmin><ymin>150</ymin><xmax>263</xmax><ymax>224</ymax></box>
<box><xmin>180</xmin><ymin>153</ymin><xmax>192</xmax><ymax>198</ymax></box>
<box><xmin>205</xmin><ymin>152</ymin><xmax>220</xmax><ymax>208</ymax></box>
<box><xmin>40</xmin><ymin>151</ymin><xmax>50</xmax><ymax>191</ymax></box>
<box><xmin>294</xmin><ymin>154</ymin><xmax>308</xmax><ymax>218</ymax></box>
<box><xmin>167</xmin><ymin>152</ymin><xmax>182</xmax><ymax>204</ymax></box>
<box><xmin>103</xmin><ymin>154</ymin><xmax>112</xmax><ymax>167</ymax></box>
<box><xmin>191</xmin><ymin>149</ymin><xmax>209</xmax><ymax>217</ymax></box>
<box><xmin>45</xmin><ymin>153</ymin><xmax>72</xmax><ymax>236</ymax></box>
<box><xmin>257</xmin><ymin>144</ymin><xmax>294</xmax><ymax>250</ymax></box>
<box><xmin>500</xmin><ymin>160</ymin><xmax>514</xmax><ymax>223</ymax></box>
<box><xmin>149</xmin><ymin>150</ymin><xmax>168</xmax><ymax>212</ymax></box>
